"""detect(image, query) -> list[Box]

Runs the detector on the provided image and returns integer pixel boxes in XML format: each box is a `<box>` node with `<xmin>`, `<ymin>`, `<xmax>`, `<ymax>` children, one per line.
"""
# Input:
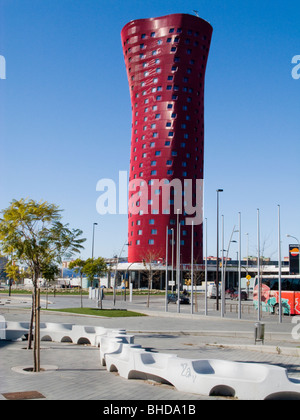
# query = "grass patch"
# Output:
<box><xmin>45</xmin><ymin>307</ymin><xmax>147</xmax><ymax>317</ymax></box>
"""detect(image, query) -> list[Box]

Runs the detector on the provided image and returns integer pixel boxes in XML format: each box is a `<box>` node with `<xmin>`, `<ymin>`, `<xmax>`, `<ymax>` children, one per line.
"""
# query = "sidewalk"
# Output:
<box><xmin>0</xmin><ymin>296</ymin><xmax>300</xmax><ymax>400</ymax></box>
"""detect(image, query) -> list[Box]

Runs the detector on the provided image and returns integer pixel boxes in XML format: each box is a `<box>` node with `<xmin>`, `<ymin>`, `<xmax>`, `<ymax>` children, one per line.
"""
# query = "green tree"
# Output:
<box><xmin>41</xmin><ymin>262</ymin><xmax>60</xmax><ymax>310</ymax></box>
<box><xmin>0</xmin><ymin>198</ymin><xmax>86</xmax><ymax>371</ymax></box>
<box><xmin>69</xmin><ymin>258</ymin><xmax>86</xmax><ymax>308</ymax></box>
<box><xmin>82</xmin><ymin>257</ymin><xmax>107</xmax><ymax>309</ymax></box>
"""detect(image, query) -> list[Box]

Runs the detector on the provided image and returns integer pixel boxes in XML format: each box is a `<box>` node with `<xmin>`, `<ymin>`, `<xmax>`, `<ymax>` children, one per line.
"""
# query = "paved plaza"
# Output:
<box><xmin>0</xmin><ymin>293</ymin><xmax>300</xmax><ymax>401</ymax></box>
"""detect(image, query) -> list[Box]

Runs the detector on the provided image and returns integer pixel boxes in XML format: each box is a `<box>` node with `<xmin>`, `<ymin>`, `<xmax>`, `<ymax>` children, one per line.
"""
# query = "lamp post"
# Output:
<box><xmin>278</xmin><ymin>205</ymin><xmax>282</xmax><ymax>323</ymax></box>
<box><xmin>176</xmin><ymin>209</ymin><xmax>181</xmax><ymax>313</ymax></box>
<box><xmin>221</xmin><ymin>215</ymin><xmax>225</xmax><ymax>318</ymax></box>
<box><xmin>257</xmin><ymin>209</ymin><xmax>261</xmax><ymax>321</ymax></box>
<box><xmin>238</xmin><ymin>212</ymin><xmax>242</xmax><ymax>320</ymax></box>
<box><xmin>205</xmin><ymin>218</ymin><xmax>208</xmax><ymax>316</ymax></box>
<box><xmin>171</xmin><ymin>228</ymin><xmax>174</xmax><ymax>292</ymax></box>
<box><xmin>216</xmin><ymin>189</ymin><xmax>223</xmax><ymax>311</ymax></box>
<box><xmin>165</xmin><ymin>225</ymin><xmax>169</xmax><ymax>313</ymax></box>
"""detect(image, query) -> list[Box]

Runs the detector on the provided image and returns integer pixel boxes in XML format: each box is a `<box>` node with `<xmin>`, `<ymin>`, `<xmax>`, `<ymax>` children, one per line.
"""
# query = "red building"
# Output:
<box><xmin>121</xmin><ymin>13</ymin><xmax>213</xmax><ymax>264</ymax></box>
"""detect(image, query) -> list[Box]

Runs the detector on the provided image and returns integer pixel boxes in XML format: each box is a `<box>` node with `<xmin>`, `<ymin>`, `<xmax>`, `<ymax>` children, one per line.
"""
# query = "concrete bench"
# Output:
<box><xmin>0</xmin><ymin>316</ymin><xmax>6</xmax><ymax>340</ymax></box>
<box><xmin>100</xmin><ymin>336</ymin><xmax>138</xmax><ymax>367</ymax></box>
<box><xmin>101</xmin><ymin>336</ymin><xmax>300</xmax><ymax>400</ymax></box>
<box><xmin>2</xmin><ymin>320</ymin><xmax>130</xmax><ymax>348</ymax></box>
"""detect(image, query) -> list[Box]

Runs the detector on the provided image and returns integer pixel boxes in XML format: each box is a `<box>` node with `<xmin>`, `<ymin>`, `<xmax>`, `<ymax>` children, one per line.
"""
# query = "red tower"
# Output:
<box><xmin>121</xmin><ymin>14</ymin><xmax>213</xmax><ymax>264</ymax></box>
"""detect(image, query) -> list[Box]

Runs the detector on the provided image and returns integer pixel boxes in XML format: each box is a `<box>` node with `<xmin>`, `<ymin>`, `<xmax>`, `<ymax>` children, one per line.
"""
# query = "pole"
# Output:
<box><xmin>238</xmin><ymin>212</ymin><xmax>242</xmax><ymax>320</ymax></box>
<box><xmin>191</xmin><ymin>221</ymin><xmax>194</xmax><ymax>315</ymax></box>
<box><xmin>177</xmin><ymin>220</ymin><xmax>181</xmax><ymax>314</ymax></box>
<box><xmin>216</xmin><ymin>189</ymin><xmax>223</xmax><ymax>311</ymax></box>
<box><xmin>221</xmin><ymin>215</ymin><xmax>225</xmax><ymax>318</ymax></box>
<box><xmin>257</xmin><ymin>209</ymin><xmax>261</xmax><ymax>321</ymax></box>
<box><xmin>171</xmin><ymin>228</ymin><xmax>174</xmax><ymax>292</ymax></box>
<box><xmin>165</xmin><ymin>225</ymin><xmax>168</xmax><ymax>312</ymax></box>
<box><xmin>216</xmin><ymin>192</ymin><xmax>220</xmax><ymax>311</ymax></box>
<box><xmin>278</xmin><ymin>205</ymin><xmax>282</xmax><ymax>323</ymax></box>
<box><xmin>205</xmin><ymin>218</ymin><xmax>208</xmax><ymax>316</ymax></box>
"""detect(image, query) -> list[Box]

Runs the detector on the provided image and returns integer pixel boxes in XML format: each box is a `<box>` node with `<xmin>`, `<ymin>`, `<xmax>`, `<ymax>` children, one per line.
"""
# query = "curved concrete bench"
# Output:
<box><xmin>2</xmin><ymin>318</ymin><xmax>300</xmax><ymax>400</ymax></box>
<box><xmin>102</xmin><ymin>341</ymin><xmax>300</xmax><ymax>400</ymax></box>
<box><xmin>100</xmin><ymin>337</ymin><xmax>138</xmax><ymax>367</ymax></box>
<box><xmin>167</xmin><ymin>357</ymin><xmax>300</xmax><ymax>400</ymax></box>
<box><xmin>2</xmin><ymin>321</ymin><xmax>127</xmax><ymax>347</ymax></box>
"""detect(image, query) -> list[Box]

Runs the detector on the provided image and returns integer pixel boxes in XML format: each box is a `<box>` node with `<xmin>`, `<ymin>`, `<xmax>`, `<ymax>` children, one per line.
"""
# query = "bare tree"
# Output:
<box><xmin>141</xmin><ymin>249</ymin><xmax>162</xmax><ymax>308</ymax></box>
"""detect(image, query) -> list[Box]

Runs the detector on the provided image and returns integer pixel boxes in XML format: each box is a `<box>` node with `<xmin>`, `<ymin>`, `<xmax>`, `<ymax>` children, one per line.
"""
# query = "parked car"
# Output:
<box><xmin>226</xmin><ymin>288</ymin><xmax>248</xmax><ymax>301</ymax></box>
<box><xmin>167</xmin><ymin>293</ymin><xmax>190</xmax><ymax>305</ymax></box>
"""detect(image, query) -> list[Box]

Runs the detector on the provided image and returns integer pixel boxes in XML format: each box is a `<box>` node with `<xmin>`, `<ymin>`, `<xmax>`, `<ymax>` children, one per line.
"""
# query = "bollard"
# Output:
<box><xmin>254</xmin><ymin>322</ymin><xmax>265</xmax><ymax>345</ymax></box>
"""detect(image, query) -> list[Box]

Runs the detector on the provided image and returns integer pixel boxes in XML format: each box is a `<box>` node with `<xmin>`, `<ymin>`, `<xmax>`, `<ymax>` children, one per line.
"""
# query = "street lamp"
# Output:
<box><xmin>216</xmin><ymin>189</ymin><xmax>223</xmax><ymax>311</ymax></box>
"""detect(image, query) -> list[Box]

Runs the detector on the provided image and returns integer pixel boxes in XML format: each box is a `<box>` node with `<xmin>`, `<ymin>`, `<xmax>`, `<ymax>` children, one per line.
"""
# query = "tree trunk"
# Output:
<box><xmin>33</xmin><ymin>271</ymin><xmax>41</xmax><ymax>372</ymax></box>
<box><xmin>80</xmin><ymin>275</ymin><xmax>83</xmax><ymax>308</ymax></box>
<box><xmin>28</xmin><ymin>293</ymin><xmax>34</xmax><ymax>350</ymax></box>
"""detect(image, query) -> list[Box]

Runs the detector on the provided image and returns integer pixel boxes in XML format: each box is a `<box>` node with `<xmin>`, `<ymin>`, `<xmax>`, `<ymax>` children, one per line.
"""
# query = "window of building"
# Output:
<box><xmin>149</xmin><ymin>219</ymin><xmax>155</xmax><ymax>224</ymax></box>
<box><xmin>149</xmin><ymin>239</ymin><xmax>154</xmax><ymax>245</ymax></box>
<box><xmin>151</xmin><ymin>229</ymin><xmax>157</xmax><ymax>235</ymax></box>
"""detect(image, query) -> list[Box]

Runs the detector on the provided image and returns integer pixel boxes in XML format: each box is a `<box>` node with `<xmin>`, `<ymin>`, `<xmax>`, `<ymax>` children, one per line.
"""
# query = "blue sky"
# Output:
<box><xmin>0</xmin><ymin>0</ymin><xmax>299</xmax><ymax>261</ymax></box>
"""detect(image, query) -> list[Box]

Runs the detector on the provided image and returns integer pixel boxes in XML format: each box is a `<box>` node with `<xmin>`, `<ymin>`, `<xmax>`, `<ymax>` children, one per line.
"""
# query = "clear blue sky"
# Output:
<box><xmin>0</xmin><ymin>0</ymin><xmax>299</xmax><ymax>261</ymax></box>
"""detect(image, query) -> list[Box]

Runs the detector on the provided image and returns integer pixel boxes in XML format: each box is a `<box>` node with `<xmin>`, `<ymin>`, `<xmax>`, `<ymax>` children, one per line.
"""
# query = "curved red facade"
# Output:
<box><xmin>121</xmin><ymin>14</ymin><xmax>213</xmax><ymax>264</ymax></box>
